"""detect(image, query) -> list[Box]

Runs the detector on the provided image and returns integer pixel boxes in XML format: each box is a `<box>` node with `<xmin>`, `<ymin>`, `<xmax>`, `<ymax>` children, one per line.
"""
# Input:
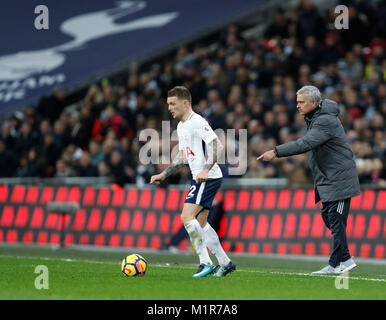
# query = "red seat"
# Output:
<box><xmin>305</xmin><ymin>190</ymin><xmax>317</xmax><ymax>208</ymax></box>
<box><xmin>111</xmin><ymin>188</ymin><xmax>125</xmax><ymax>206</ymax></box>
<box><xmin>14</xmin><ymin>206</ymin><xmax>29</xmax><ymax>228</ymax></box>
<box><xmin>171</xmin><ymin>214</ymin><xmax>182</xmax><ymax>234</ymax></box>
<box><xmin>30</xmin><ymin>207</ymin><xmax>44</xmax><ymax>228</ymax></box>
<box><xmin>269</xmin><ymin>214</ymin><xmax>283</xmax><ymax>239</ymax></box>
<box><xmin>241</xmin><ymin>215</ymin><xmax>255</xmax><ymax>239</ymax></box>
<box><xmin>22</xmin><ymin>231</ymin><xmax>33</xmax><ymax>244</ymax></box>
<box><xmin>72</xmin><ymin>209</ymin><xmax>86</xmax><ymax>231</ymax></box>
<box><xmin>361</xmin><ymin>190</ymin><xmax>375</xmax><ymax>210</ymax></box>
<box><xmin>367</xmin><ymin>215</ymin><xmax>380</xmax><ymax>239</ymax></box>
<box><xmin>45</xmin><ymin>213</ymin><xmax>59</xmax><ymax>229</ymax></box>
<box><xmin>123</xmin><ymin>235</ymin><xmax>134</xmax><ymax>247</ymax></box>
<box><xmin>55</xmin><ymin>186</ymin><xmax>68</xmax><ymax>202</ymax></box>
<box><xmin>0</xmin><ymin>185</ymin><xmax>9</xmax><ymax>202</ymax></box>
<box><xmin>10</xmin><ymin>185</ymin><xmax>26</xmax><ymax>203</ymax></box>
<box><xmin>236</xmin><ymin>190</ymin><xmax>250</xmax><ymax>210</ymax></box>
<box><xmin>255</xmin><ymin>214</ymin><xmax>268</xmax><ymax>238</ymax></box>
<box><xmin>117</xmin><ymin>210</ymin><xmax>130</xmax><ymax>231</ymax></box>
<box><xmin>179</xmin><ymin>190</ymin><xmax>188</xmax><ymax>210</ymax></box>
<box><xmin>143</xmin><ymin>211</ymin><xmax>156</xmax><ymax>232</ymax></box>
<box><xmin>320</xmin><ymin>242</ymin><xmax>330</xmax><ymax>255</ymax></box>
<box><xmin>248</xmin><ymin>242</ymin><xmax>259</xmax><ymax>254</ymax></box>
<box><xmin>352</xmin><ymin>214</ymin><xmax>365</xmax><ymax>238</ymax></box>
<box><xmin>292</xmin><ymin>190</ymin><xmax>305</xmax><ymax>209</ymax></box>
<box><xmin>277</xmin><ymin>190</ymin><xmax>291</xmax><ymax>209</ymax></box>
<box><xmin>251</xmin><ymin>190</ymin><xmax>263</xmax><ymax>209</ymax></box>
<box><xmin>217</xmin><ymin>215</ymin><xmax>227</xmax><ymax>238</ymax></box>
<box><xmin>86</xmin><ymin>209</ymin><xmax>101</xmax><ymax>231</ymax></box>
<box><xmin>25</xmin><ymin>186</ymin><xmax>39</xmax><ymax>204</ymax></box>
<box><xmin>79</xmin><ymin>234</ymin><xmax>89</xmax><ymax>245</ymax></box>
<box><xmin>152</xmin><ymin>189</ymin><xmax>165</xmax><ymax>210</ymax></box>
<box><xmin>359</xmin><ymin>243</ymin><xmax>370</xmax><ymax>258</ymax></box>
<box><xmin>305</xmin><ymin>242</ymin><xmax>316</xmax><ymax>255</ymax></box>
<box><xmin>374</xmin><ymin>244</ymin><xmax>385</xmax><ymax>259</ymax></box>
<box><xmin>298</xmin><ymin>213</ymin><xmax>311</xmax><ymax>238</ymax></box>
<box><xmin>50</xmin><ymin>233</ymin><xmax>60</xmax><ymax>245</ymax></box>
<box><xmin>6</xmin><ymin>230</ymin><xmax>18</xmax><ymax>243</ymax></box>
<box><xmin>68</xmin><ymin>187</ymin><xmax>81</xmax><ymax>203</ymax></box>
<box><xmin>351</xmin><ymin>194</ymin><xmax>361</xmax><ymax>209</ymax></box>
<box><xmin>227</xmin><ymin>215</ymin><xmax>241</xmax><ymax>238</ymax></box>
<box><xmin>82</xmin><ymin>187</ymin><xmax>95</xmax><ymax>206</ymax></box>
<box><xmin>40</xmin><ymin>186</ymin><xmax>54</xmax><ymax>204</ymax></box>
<box><xmin>159</xmin><ymin>212</ymin><xmax>170</xmax><ymax>234</ymax></box>
<box><xmin>97</xmin><ymin>188</ymin><xmax>110</xmax><ymax>206</ymax></box>
<box><xmin>276</xmin><ymin>243</ymin><xmax>287</xmax><ymax>254</ymax></box>
<box><xmin>290</xmin><ymin>243</ymin><xmax>302</xmax><ymax>254</ymax></box>
<box><xmin>263</xmin><ymin>190</ymin><xmax>276</xmax><ymax>209</ymax></box>
<box><xmin>223</xmin><ymin>190</ymin><xmax>236</xmax><ymax>211</ymax></box>
<box><xmin>0</xmin><ymin>206</ymin><xmax>14</xmax><ymax>227</ymax></box>
<box><xmin>234</xmin><ymin>242</ymin><xmax>244</xmax><ymax>253</ymax></box>
<box><xmin>165</xmin><ymin>189</ymin><xmax>179</xmax><ymax>211</ymax></box>
<box><xmin>139</xmin><ymin>189</ymin><xmax>151</xmax><ymax>208</ymax></box>
<box><xmin>102</xmin><ymin>209</ymin><xmax>116</xmax><ymax>231</ymax></box>
<box><xmin>150</xmin><ymin>236</ymin><xmax>161</xmax><ymax>250</ymax></box>
<box><xmin>109</xmin><ymin>234</ymin><xmax>121</xmax><ymax>247</ymax></box>
<box><xmin>310</xmin><ymin>214</ymin><xmax>325</xmax><ymax>238</ymax></box>
<box><xmin>376</xmin><ymin>190</ymin><xmax>386</xmax><ymax>210</ymax></box>
<box><xmin>283</xmin><ymin>213</ymin><xmax>296</xmax><ymax>238</ymax></box>
<box><xmin>64</xmin><ymin>234</ymin><xmax>75</xmax><ymax>246</ymax></box>
<box><xmin>262</xmin><ymin>242</ymin><xmax>272</xmax><ymax>254</ymax></box>
<box><xmin>37</xmin><ymin>231</ymin><xmax>48</xmax><ymax>244</ymax></box>
<box><xmin>136</xmin><ymin>235</ymin><xmax>147</xmax><ymax>248</ymax></box>
<box><xmin>94</xmin><ymin>234</ymin><xmax>105</xmax><ymax>246</ymax></box>
<box><xmin>131</xmin><ymin>210</ymin><xmax>143</xmax><ymax>231</ymax></box>
<box><xmin>126</xmin><ymin>189</ymin><xmax>138</xmax><ymax>207</ymax></box>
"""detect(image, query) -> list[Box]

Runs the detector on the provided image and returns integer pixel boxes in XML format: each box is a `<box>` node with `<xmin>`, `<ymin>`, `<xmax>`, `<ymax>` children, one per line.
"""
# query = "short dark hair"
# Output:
<box><xmin>167</xmin><ymin>86</ymin><xmax>192</xmax><ymax>104</ymax></box>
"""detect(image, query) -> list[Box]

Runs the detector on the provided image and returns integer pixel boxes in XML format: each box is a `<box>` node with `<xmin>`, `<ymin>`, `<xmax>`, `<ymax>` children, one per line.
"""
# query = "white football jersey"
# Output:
<box><xmin>177</xmin><ymin>112</ymin><xmax>223</xmax><ymax>179</ymax></box>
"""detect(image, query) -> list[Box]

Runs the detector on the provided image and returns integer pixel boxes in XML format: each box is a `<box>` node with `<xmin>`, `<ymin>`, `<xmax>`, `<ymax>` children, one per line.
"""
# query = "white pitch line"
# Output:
<box><xmin>2</xmin><ymin>255</ymin><xmax>385</xmax><ymax>283</ymax></box>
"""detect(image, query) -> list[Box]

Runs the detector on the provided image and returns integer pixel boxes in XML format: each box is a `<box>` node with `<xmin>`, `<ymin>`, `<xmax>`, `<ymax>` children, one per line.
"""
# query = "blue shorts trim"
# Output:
<box><xmin>184</xmin><ymin>178</ymin><xmax>222</xmax><ymax>209</ymax></box>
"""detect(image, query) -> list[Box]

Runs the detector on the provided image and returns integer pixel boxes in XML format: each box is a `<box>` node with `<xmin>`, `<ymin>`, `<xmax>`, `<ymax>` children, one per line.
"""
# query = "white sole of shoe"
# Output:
<box><xmin>340</xmin><ymin>263</ymin><xmax>357</xmax><ymax>273</ymax></box>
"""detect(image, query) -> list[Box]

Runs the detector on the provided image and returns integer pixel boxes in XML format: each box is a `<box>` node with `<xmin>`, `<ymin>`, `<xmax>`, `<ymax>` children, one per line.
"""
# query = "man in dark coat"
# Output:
<box><xmin>257</xmin><ymin>85</ymin><xmax>360</xmax><ymax>274</ymax></box>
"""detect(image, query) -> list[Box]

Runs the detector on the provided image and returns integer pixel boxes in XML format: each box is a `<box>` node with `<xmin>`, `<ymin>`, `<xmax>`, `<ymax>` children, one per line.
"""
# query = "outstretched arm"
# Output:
<box><xmin>150</xmin><ymin>150</ymin><xmax>187</xmax><ymax>185</ymax></box>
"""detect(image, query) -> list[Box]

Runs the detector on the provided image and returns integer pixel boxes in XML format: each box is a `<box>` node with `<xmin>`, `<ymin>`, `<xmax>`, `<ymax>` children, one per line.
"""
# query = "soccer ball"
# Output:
<box><xmin>121</xmin><ymin>253</ymin><xmax>147</xmax><ymax>277</ymax></box>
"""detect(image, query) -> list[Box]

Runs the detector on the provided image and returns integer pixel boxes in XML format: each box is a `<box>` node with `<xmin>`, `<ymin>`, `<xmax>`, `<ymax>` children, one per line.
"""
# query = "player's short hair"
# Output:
<box><xmin>296</xmin><ymin>85</ymin><xmax>321</xmax><ymax>104</ymax></box>
<box><xmin>167</xmin><ymin>86</ymin><xmax>192</xmax><ymax>104</ymax></box>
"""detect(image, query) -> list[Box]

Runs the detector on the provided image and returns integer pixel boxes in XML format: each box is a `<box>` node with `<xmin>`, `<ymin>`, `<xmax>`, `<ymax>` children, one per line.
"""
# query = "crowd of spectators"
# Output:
<box><xmin>0</xmin><ymin>0</ymin><xmax>385</xmax><ymax>187</ymax></box>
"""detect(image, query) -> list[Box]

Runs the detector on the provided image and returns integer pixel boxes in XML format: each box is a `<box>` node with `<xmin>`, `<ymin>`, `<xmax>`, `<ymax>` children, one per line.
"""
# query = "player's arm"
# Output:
<box><xmin>196</xmin><ymin>138</ymin><xmax>223</xmax><ymax>183</ymax></box>
<box><xmin>150</xmin><ymin>150</ymin><xmax>187</xmax><ymax>185</ymax></box>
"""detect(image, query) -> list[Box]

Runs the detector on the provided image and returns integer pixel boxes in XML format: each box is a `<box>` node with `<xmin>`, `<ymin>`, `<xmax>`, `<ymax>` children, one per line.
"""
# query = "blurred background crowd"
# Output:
<box><xmin>0</xmin><ymin>0</ymin><xmax>385</xmax><ymax>187</ymax></box>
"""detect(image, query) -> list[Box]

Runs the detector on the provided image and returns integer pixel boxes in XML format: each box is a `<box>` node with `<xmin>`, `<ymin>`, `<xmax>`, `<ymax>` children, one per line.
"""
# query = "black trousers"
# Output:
<box><xmin>321</xmin><ymin>198</ymin><xmax>351</xmax><ymax>267</ymax></box>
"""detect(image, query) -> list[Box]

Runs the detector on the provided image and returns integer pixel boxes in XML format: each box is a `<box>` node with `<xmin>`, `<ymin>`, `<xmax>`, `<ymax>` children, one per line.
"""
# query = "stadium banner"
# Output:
<box><xmin>0</xmin><ymin>0</ymin><xmax>267</xmax><ymax>115</ymax></box>
<box><xmin>0</xmin><ymin>185</ymin><xmax>385</xmax><ymax>259</ymax></box>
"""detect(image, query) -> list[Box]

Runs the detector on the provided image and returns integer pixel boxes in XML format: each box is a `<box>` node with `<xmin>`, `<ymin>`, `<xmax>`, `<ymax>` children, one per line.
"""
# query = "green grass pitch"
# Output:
<box><xmin>0</xmin><ymin>244</ymin><xmax>385</xmax><ymax>300</ymax></box>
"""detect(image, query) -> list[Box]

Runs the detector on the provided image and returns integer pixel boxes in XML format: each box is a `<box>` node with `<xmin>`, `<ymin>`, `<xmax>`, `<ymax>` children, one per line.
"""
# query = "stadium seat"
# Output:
<box><xmin>374</xmin><ymin>244</ymin><xmax>385</xmax><ymax>259</ymax></box>
<box><xmin>234</xmin><ymin>242</ymin><xmax>244</xmax><ymax>253</ymax></box>
<box><xmin>64</xmin><ymin>234</ymin><xmax>75</xmax><ymax>246</ymax></box>
<box><xmin>131</xmin><ymin>210</ymin><xmax>143</xmax><ymax>231</ymax></box>
<box><xmin>97</xmin><ymin>188</ymin><xmax>110</xmax><ymax>206</ymax></box>
<box><xmin>165</xmin><ymin>189</ymin><xmax>179</xmax><ymax>211</ymax></box>
<box><xmin>152</xmin><ymin>188</ymin><xmax>165</xmax><ymax>209</ymax></box>
<box><xmin>123</xmin><ymin>235</ymin><xmax>134</xmax><ymax>247</ymax></box>
<box><xmin>250</xmin><ymin>190</ymin><xmax>263</xmax><ymax>209</ymax></box>
<box><xmin>247</xmin><ymin>242</ymin><xmax>259</xmax><ymax>254</ymax></box>
<box><xmin>79</xmin><ymin>234</ymin><xmax>90</xmax><ymax>245</ymax></box>
<box><xmin>29</xmin><ymin>207</ymin><xmax>44</xmax><ymax>228</ymax></box>
<box><xmin>262</xmin><ymin>242</ymin><xmax>272</xmax><ymax>254</ymax></box>
<box><xmin>68</xmin><ymin>187</ymin><xmax>81</xmax><ymax>203</ymax></box>
<box><xmin>45</xmin><ymin>213</ymin><xmax>59</xmax><ymax>229</ymax></box>
<box><xmin>150</xmin><ymin>235</ymin><xmax>161</xmax><ymax>250</ymax></box>
<box><xmin>102</xmin><ymin>209</ymin><xmax>117</xmax><ymax>231</ymax></box>
<box><xmin>22</xmin><ymin>231</ymin><xmax>33</xmax><ymax>244</ymax></box>
<box><xmin>82</xmin><ymin>187</ymin><xmax>95</xmax><ymax>206</ymax></box>
<box><xmin>86</xmin><ymin>209</ymin><xmax>101</xmax><ymax>231</ymax></box>
<box><xmin>39</xmin><ymin>186</ymin><xmax>54</xmax><ymax>204</ymax></box>
<box><xmin>14</xmin><ymin>206</ymin><xmax>29</xmax><ymax>228</ymax></box>
<box><xmin>117</xmin><ymin>210</ymin><xmax>130</xmax><ymax>231</ymax></box>
<box><xmin>241</xmin><ymin>215</ymin><xmax>255</xmax><ymax>239</ymax></box>
<box><xmin>55</xmin><ymin>186</ymin><xmax>68</xmax><ymax>202</ymax></box>
<box><xmin>179</xmin><ymin>190</ymin><xmax>188</xmax><ymax>210</ymax></box>
<box><xmin>171</xmin><ymin>213</ymin><xmax>182</xmax><ymax>234</ymax></box>
<box><xmin>126</xmin><ymin>189</ymin><xmax>138</xmax><ymax>207</ymax></box>
<box><xmin>37</xmin><ymin>231</ymin><xmax>48</xmax><ymax>244</ymax></box>
<box><xmin>366</xmin><ymin>215</ymin><xmax>380</xmax><ymax>239</ymax></box>
<box><xmin>10</xmin><ymin>185</ymin><xmax>26</xmax><ymax>203</ymax></box>
<box><xmin>143</xmin><ymin>211</ymin><xmax>156</xmax><ymax>232</ymax></box>
<box><xmin>236</xmin><ymin>190</ymin><xmax>250</xmax><ymax>210</ymax></box>
<box><xmin>277</xmin><ymin>243</ymin><xmax>287</xmax><ymax>254</ymax></box>
<box><xmin>139</xmin><ymin>189</ymin><xmax>151</xmax><ymax>208</ymax></box>
<box><xmin>298</xmin><ymin>213</ymin><xmax>311</xmax><ymax>238</ymax></box>
<box><xmin>310</xmin><ymin>213</ymin><xmax>324</xmax><ymax>238</ymax></box>
<box><xmin>277</xmin><ymin>190</ymin><xmax>291</xmax><ymax>209</ymax></box>
<box><xmin>6</xmin><ymin>230</ymin><xmax>18</xmax><ymax>243</ymax></box>
<box><xmin>292</xmin><ymin>190</ymin><xmax>305</xmax><ymax>209</ymax></box>
<box><xmin>290</xmin><ymin>243</ymin><xmax>302</xmax><ymax>255</ymax></box>
<box><xmin>94</xmin><ymin>234</ymin><xmax>105</xmax><ymax>246</ymax></box>
<box><xmin>158</xmin><ymin>212</ymin><xmax>170</xmax><ymax>234</ymax></box>
<box><xmin>360</xmin><ymin>243</ymin><xmax>370</xmax><ymax>258</ymax></box>
<box><xmin>263</xmin><ymin>190</ymin><xmax>276</xmax><ymax>209</ymax></box>
<box><xmin>376</xmin><ymin>190</ymin><xmax>386</xmax><ymax>210</ymax></box>
<box><xmin>320</xmin><ymin>242</ymin><xmax>330</xmax><ymax>256</ymax></box>
<box><xmin>223</xmin><ymin>190</ymin><xmax>236</xmax><ymax>211</ymax></box>
<box><xmin>227</xmin><ymin>215</ymin><xmax>241</xmax><ymax>238</ymax></box>
<box><xmin>0</xmin><ymin>206</ymin><xmax>14</xmax><ymax>227</ymax></box>
<box><xmin>72</xmin><ymin>209</ymin><xmax>86</xmax><ymax>231</ymax></box>
<box><xmin>352</xmin><ymin>214</ymin><xmax>365</xmax><ymax>238</ymax></box>
<box><xmin>109</xmin><ymin>234</ymin><xmax>121</xmax><ymax>247</ymax></box>
<box><xmin>361</xmin><ymin>190</ymin><xmax>375</xmax><ymax>210</ymax></box>
<box><xmin>111</xmin><ymin>188</ymin><xmax>125</xmax><ymax>206</ymax></box>
<box><xmin>283</xmin><ymin>213</ymin><xmax>296</xmax><ymax>238</ymax></box>
<box><xmin>0</xmin><ymin>185</ymin><xmax>9</xmax><ymax>203</ymax></box>
<box><xmin>136</xmin><ymin>235</ymin><xmax>147</xmax><ymax>248</ymax></box>
<box><xmin>50</xmin><ymin>233</ymin><xmax>60</xmax><ymax>245</ymax></box>
<box><xmin>25</xmin><ymin>186</ymin><xmax>39</xmax><ymax>204</ymax></box>
<box><xmin>269</xmin><ymin>214</ymin><xmax>283</xmax><ymax>238</ymax></box>
<box><xmin>255</xmin><ymin>214</ymin><xmax>268</xmax><ymax>238</ymax></box>
<box><xmin>305</xmin><ymin>242</ymin><xmax>316</xmax><ymax>255</ymax></box>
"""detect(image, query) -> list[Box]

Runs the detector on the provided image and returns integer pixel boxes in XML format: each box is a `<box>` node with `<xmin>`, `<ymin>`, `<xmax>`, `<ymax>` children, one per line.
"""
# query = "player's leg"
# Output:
<box><xmin>181</xmin><ymin>203</ymin><xmax>214</xmax><ymax>276</ymax></box>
